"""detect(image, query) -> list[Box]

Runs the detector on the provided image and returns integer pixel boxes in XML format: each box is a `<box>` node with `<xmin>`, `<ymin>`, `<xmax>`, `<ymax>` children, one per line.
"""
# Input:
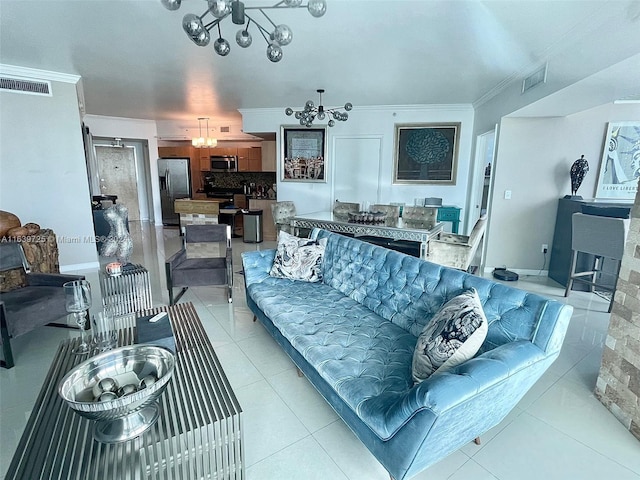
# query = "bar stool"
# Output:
<box><xmin>564</xmin><ymin>212</ymin><xmax>630</xmax><ymax>312</ymax></box>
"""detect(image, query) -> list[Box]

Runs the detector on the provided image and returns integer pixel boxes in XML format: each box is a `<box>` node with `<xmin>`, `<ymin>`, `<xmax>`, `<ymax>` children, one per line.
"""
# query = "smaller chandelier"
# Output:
<box><xmin>285</xmin><ymin>89</ymin><xmax>352</xmax><ymax>127</ymax></box>
<box><xmin>192</xmin><ymin>117</ymin><xmax>218</xmax><ymax>147</ymax></box>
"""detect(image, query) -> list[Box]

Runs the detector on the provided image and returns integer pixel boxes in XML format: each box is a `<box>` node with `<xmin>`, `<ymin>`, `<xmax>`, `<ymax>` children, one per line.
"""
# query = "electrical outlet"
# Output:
<box><xmin>542</xmin><ymin>244</ymin><xmax>548</xmax><ymax>254</ymax></box>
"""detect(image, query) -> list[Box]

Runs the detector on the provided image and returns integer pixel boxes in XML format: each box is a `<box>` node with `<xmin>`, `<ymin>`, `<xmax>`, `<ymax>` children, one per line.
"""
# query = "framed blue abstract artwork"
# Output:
<box><xmin>393</xmin><ymin>123</ymin><xmax>460</xmax><ymax>185</ymax></box>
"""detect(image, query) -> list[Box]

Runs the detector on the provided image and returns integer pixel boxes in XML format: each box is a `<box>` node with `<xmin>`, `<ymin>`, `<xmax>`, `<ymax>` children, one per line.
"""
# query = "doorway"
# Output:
<box><xmin>92</xmin><ymin>138</ymin><xmax>154</xmax><ymax>223</ymax></box>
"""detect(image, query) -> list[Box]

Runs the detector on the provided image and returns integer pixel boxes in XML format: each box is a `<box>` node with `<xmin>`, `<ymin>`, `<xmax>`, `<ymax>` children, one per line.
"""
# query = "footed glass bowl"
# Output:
<box><xmin>58</xmin><ymin>345</ymin><xmax>175</xmax><ymax>443</ymax></box>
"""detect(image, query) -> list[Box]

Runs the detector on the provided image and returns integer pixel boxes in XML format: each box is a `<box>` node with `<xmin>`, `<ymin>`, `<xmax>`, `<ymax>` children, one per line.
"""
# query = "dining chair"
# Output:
<box><xmin>423</xmin><ymin>197</ymin><xmax>443</xmax><ymax>207</ymax></box>
<box><xmin>271</xmin><ymin>201</ymin><xmax>296</xmax><ymax>235</ymax></box>
<box><xmin>371</xmin><ymin>204</ymin><xmax>400</xmax><ymax>221</ymax></box>
<box><xmin>427</xmin><ymin>214</ymin><xmax>488</xmax><ymax>272</ymax></box>
<box><xmin>332</xmin><ymin>201</ymin><xmax>360</xmax><ymax>217</ymax></box>
<box><xmin>402</xmin><ymin>206</ymin><xmax>439</xmax><ymax>229</ymax></box>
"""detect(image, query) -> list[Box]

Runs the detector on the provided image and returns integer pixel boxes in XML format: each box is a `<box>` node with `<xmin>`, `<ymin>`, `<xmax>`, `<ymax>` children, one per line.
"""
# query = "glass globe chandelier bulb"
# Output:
<box><xmin>208</xmin><ymin>0</ymin><xmax>232</xmax><ymax>18</ymax></box>
<box><xmin>161</xmin><ymin>0</ymin><xmax>181</xmax><ymax>11</ymax></box>
<box><xmin>273</xmin><ymin>24</ymin><xmax>293</xmax><ymax>46</ymax></box>
<box><xmin>284</xmin><ymin>0</ymin><xmax>303</xmax><ymax>6</ymax></box>
<box><xmin>307</xmin><ymin>0</ymin><xmax>327</xmax><ymax>18</ymax></box>
<box><xmin>214</xmin><ymin>37</ymin><xmax>231</xmax><ymax>56</ymax></box>
<box><xmin>344</xmin><ymin>102</ymin><xmax>353</xmax><ymax>111</ymax></box>
<box><xmin>183</xmin><ymin>13</ymin><xmax>204</xmax><ymax>36</ymax></box>
<box><xmin>328</xmin><ymin>119</ymin><xmax>335</xmax><ymax>127</ymax></box>
<box><xmin>266</xmin><ymin>44</ymin><xmax>283</xmax><ymax>62</ymax></box>
<box><xmin>236</xmin><ymin>29</ymin><xmax>252</xmax><ymax>48</ymax></box>
<box><xmin>285</xmin><ymin>107</ymin><xmax>294</xmax><ymax>116</ymax></box>
<box><xmin>317</xmin><ymin>111</ymin><xmax>325</xmax><ymax>120</ymax></box>
<box><xmin>299</xmin><ymin>119</ymin><xmax>306</xmax><ymax>126</ymax></box>
<box><xmin>305</xmin><ymin>100</ymin><xmax>315</xmax><ymax>110</ymax></box>
<box><xmin>294</xmin><ymin>111</ymin><xmax>302</xmax><ymax>119</ymax></box>
<box><xmin>193</xmin><ymin>29</ymin><xmax>211</xmax><ymax>46</ymax></box>
<box><xmin>341</xmin><ymin>112</ymin><xmax>349</xmax><ymax>121</ymax></box>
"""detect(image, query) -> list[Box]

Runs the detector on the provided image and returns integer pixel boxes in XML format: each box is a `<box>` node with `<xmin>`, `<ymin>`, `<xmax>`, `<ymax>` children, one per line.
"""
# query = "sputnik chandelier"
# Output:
<box><xmin>161</xmin><ymin>0</ymin><xmax>327</xmax><ymax>63</ymax></box>
<box><xmin>285</xmin><ymin>89</ymin><xmax>352</xmax><ymax>127</ymax></box>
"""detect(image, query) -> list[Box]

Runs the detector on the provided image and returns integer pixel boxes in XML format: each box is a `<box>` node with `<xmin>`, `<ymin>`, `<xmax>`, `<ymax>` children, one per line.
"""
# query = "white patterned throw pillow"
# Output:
<box><xmin>412</xmin><ymin>288</ymin><xmax>488</xmax><ymax>383</ymax></box>
<box><xmin>269</xmin><ymin>231</ymin><xmax>327</xmax><ymax>282</ymax></box>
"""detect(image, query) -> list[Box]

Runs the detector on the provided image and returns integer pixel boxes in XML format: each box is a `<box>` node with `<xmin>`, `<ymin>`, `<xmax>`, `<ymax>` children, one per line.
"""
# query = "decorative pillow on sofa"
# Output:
<box><xmin>412</xmin><ymin>288</ymin><xmax>488</xmax><ymax>383</ymax></box>
<box><xmin>269</xmin><ymin>230</ymin><xmax>327</xmax><ymax>282</ymax></box>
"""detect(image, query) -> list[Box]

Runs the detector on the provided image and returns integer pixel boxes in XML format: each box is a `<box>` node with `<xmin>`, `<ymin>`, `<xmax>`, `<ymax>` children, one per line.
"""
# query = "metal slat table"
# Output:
<box><xmin>6</xmin><ymin>303</ymin><xmax>244</xmax><ymax>480</ymax></box>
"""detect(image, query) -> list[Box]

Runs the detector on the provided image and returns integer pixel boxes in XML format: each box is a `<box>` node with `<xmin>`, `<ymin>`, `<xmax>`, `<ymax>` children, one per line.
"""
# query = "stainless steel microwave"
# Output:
<box><xmin>210</xmin><ymin>156</ymin><xmax>238</xmax><ymax>172</ymax></box>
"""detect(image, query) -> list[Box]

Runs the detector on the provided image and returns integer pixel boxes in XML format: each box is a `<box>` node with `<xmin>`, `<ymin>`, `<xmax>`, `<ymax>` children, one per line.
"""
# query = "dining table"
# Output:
<box><xmin>291</xmin><ymin>211</ymin><xmax>444</xmax><ymax>260</ymax></box>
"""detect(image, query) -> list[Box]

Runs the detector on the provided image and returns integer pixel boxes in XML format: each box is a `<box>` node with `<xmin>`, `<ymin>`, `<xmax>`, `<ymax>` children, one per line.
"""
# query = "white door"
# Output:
<box><xmin>468</xmin><ymin>129</ymin><xmax>497</xmax><ymax>227</ymax></box>
<box><xmin>332</xmin><ymin>136</ymin><xmax>382</xmax><ymax>206</ymax></box>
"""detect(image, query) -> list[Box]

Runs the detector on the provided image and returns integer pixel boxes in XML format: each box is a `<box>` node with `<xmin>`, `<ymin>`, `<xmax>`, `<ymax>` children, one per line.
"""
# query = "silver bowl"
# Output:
<box><xmin>58</xmin><ymin>345</ymin><xmax>175</xmax><ymax>443</ymax></box>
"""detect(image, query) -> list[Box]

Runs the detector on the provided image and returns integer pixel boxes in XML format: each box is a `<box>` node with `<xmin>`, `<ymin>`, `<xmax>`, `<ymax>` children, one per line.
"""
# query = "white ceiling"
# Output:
<box><xmin>1</xmin><ymin>0</ymin><xmax>639</xmax><ymax>129</ymax></box>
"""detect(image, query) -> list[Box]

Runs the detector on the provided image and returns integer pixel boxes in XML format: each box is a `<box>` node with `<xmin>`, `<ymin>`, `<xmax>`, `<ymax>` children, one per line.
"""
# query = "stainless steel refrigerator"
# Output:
<box><xmin>158</xmin><ymin>158</ymin><xmax>191</xmax><ymax>226</ymax></box>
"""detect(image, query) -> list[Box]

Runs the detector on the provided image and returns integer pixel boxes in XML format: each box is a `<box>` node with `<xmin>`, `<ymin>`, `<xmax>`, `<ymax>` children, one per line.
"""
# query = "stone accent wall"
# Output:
<box><xmin>595</xmin><ymin>188</ymin><xmax>640</xmax><ymax>441</ymax></box>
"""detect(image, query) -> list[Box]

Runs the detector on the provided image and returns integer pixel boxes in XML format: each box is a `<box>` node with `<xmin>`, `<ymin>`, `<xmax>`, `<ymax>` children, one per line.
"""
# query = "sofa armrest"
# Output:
<box><xmin>27</xmin><ymin>273</ymin><xmax>85</xmax><ymax>287</ymax></box>
<box><xmin>362</xmin><ymin>341</ymin><xmax>548</xmax><ymax>440</ymax></box>
<box><xmin>241</xmin><ymin>250</ymin><xmax>276</xmax><ymax>285</ymax></box>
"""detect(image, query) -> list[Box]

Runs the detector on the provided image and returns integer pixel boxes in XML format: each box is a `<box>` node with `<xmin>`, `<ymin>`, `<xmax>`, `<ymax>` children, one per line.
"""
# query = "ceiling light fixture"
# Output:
<box><xmin>192</xmin><ymin>117</ymin><xmax>218</xmax><ymax>147</ymax></box>
<box><xmin>285</xmin><ymin>89</ymin><xmax>352</xmax><ymax>127</ymax></box>
<box><xmin>161</xmin><ymin>0</ymin><xmax>327</xmax><ymax>63</ymax></box>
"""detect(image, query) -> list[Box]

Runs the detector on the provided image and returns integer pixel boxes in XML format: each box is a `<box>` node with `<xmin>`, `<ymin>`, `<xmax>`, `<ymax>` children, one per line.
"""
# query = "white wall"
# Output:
<box><xmin>241</xmin><ymin>105</ymin><xmax>476</xmax><ymax>231</ymax></box>
<box><xmin>83</xmin><ymin>115</ymin><xmax>161</xmax><ymax>225</ymax></box>
<box><xmin>0</xmin><ymin>79</ymin><xmax>98</xmax><ymax>270</ymax></box>
<box><xmin>485</xmin><ymin>102</ymin><xmax>640</xmax><ymax>272</ymax></box>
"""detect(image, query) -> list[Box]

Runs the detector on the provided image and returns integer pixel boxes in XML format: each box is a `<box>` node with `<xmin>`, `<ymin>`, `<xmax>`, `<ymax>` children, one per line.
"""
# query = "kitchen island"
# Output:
<box><xmin>174</xmin><ymin>198</ymin><xmax>223</xmax><ymax>231</ymax></box>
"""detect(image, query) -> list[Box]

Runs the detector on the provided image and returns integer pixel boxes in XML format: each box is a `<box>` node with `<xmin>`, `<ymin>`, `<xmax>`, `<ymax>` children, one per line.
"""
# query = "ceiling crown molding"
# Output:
<box><xmin>0</xmin><ymin>64</ymin><xmax>80</xmax><ymax>84</ymax></box>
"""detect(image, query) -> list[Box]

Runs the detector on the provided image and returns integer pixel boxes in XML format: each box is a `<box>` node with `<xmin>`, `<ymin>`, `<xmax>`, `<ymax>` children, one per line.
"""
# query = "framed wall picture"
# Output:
<box><xmin>595</xmin><ymin>121</ymin><xmax>640</xmax><ymax>199</ymax></box>
<box><xmin>281</xmin><ymin>126</ymin><xmax>327</xmax><ymax>182</ymax></box>
<box><xmin>393</xmin><ymin>123</ymin><xmax>460</xmax><ymax>185</ymax></box>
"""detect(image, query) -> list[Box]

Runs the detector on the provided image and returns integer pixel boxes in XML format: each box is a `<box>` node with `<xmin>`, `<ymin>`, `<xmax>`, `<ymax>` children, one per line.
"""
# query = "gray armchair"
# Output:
<box><xmin>165</xmin><ymin>224</ymin><xmax>233</xmax><ymax>305</ymax></box>
<box><xmin>0</xmin><ymin>242</ymin><xmax>84</xmax><ymax>368</ymax></box>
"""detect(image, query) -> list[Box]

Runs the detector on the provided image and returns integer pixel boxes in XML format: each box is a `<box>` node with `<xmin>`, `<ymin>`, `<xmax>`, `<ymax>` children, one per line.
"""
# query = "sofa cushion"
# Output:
<box><xmin>270</xmin><ymin>231</ymin><xmax>326</xmax><ymax>282</ymax></box>
<box><xmin>412</xmin><ymin>288</ymin><xmax>488</xmax><ymax>383</ymax></box>
<box><xmin>248</xmin><ymin>279</ymin><xmax>416</xmax><ymax>438</ymax></box>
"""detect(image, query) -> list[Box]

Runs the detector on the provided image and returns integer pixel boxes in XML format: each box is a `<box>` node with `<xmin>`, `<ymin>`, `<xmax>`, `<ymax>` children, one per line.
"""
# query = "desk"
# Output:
<box><xmin>292</xmin><ymin>211</ymin><xmax>443</xmax><ymax>260</ymax></box>
<box><xmin>6</xmin><ymin>303</ymin><xmax>244</xmax><ymax>480</ymax></box>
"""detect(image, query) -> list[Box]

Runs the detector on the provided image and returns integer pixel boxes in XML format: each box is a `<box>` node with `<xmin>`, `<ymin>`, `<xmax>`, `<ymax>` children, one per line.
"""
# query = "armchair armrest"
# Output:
<box><xmin>26</xmin><ymin>273</ymin><xmax>85</xmax><ymax>287</ymax></box>
<box><xmin>166</xmin><ymin>248</ymin><xmax>187</xmax><ymax>269</ymax></box>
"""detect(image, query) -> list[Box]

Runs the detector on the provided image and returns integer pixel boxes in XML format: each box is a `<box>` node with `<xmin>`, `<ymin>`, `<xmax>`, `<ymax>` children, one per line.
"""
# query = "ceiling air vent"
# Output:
<box><xmin>0</xmin><ymin>77</ymin><xmax>52</xmax><ymax>96</ymax></box>
<box><xmin>522</xmin><ymin>64</ymin><xmax>547</xmax><ymax>94</ymax></box>
<box><xmin>220</xmin><ymin>126</ymin><xmax>231</xmax><ymax>133</ymax></box>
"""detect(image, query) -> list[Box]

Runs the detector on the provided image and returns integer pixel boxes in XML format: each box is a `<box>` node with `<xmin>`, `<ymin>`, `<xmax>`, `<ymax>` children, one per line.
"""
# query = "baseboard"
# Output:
<box><xmin>60</xmin><ymin>261</ymin><xmax>100</xmax><ymax>273</ymax></box>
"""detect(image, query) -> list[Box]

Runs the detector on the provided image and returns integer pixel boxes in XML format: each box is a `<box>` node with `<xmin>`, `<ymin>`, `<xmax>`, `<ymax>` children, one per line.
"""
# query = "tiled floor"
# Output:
<box><xmin>1</xmin><ymin>221</ymin><xmax>639</xmax><ymax>480</ymax></box>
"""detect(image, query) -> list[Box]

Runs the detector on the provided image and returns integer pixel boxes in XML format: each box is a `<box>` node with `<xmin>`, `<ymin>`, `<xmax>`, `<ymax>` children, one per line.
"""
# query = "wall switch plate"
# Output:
<box><xmin>504</xmin><ymin>190</ymin><xmax>512</xmax><ymax>200</ymax></box>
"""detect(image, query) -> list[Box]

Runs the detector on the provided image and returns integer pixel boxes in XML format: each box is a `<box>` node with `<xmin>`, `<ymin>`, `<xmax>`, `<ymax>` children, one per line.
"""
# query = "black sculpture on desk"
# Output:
<box><xmin>569</xmin><ymin>155</ymin><xmax>589</xmax><ymax>197</ymax></box>
<box><xmin>100</xmin><ymin>204</ymin><xmax>133</xmax><ymax>264</ymax></box>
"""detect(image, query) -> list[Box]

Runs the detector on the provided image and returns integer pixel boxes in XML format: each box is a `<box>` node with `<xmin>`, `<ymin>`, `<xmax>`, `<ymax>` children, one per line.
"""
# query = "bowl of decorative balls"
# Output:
<box><xmin>58</xmin><ymin>345</ymin><xmax>175</xmax><ymax>443</ymax></box>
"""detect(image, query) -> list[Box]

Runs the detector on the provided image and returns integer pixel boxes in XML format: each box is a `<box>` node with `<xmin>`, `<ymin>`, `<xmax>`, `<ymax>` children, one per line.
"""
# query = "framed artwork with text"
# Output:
<box><xmin>595</xmin><ymin>122</ymin><xmax>640</xmax><ymax>199</ymax></box>
<box><xmin>280</xmin><ymin>126</ymin><xmax>327</xmax><ymax>183</ymax></box>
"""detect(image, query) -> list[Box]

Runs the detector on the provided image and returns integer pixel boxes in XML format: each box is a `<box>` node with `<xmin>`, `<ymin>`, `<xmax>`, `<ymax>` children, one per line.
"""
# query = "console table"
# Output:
<box><xmin>5</xmin><ymin>302</ymin><xmax>244</xmax><ymax>480</ymax></box>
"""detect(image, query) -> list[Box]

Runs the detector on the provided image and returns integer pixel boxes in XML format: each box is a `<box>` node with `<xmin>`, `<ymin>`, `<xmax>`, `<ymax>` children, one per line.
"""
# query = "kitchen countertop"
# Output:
<box><xmin>174</xmin><ymin>198</ymin><xmax>223</xmax><ymax>215</ymax></box>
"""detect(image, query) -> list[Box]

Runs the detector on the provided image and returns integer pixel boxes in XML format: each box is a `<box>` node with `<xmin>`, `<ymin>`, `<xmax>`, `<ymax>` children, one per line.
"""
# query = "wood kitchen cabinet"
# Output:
<box><xmin>237</xmin><ymin>147</ymin><xmax>262</xmax><ymax>171</ymax></box>
<box><xmin>158</xmin><ymin>146</ymin><xmax>192</xmax><ymax>158</ymax></box>
<box><xmin>210</xmin><ymin>147</ymin><xmax>237</xmax><ymax>157</ymax></box>
<box><xmin>195</xmin><ymin>147</ymin><xmax>211</xmax><ymax>171</ymax></box>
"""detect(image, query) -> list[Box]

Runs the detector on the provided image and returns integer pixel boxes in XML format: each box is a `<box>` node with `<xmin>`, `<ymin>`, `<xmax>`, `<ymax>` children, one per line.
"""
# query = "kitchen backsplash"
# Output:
<box><xmin>202</xmin><ymin>171</ymin><xmax>276</xmax><ymax>190</ymax></box>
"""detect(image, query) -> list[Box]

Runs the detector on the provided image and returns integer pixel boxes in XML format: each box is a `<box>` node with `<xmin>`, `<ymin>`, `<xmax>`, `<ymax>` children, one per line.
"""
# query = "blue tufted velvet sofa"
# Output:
<box><xmin>242</xmin><ymin>229</ymin><xmax>573</xmax><ymax>480</ymax></box>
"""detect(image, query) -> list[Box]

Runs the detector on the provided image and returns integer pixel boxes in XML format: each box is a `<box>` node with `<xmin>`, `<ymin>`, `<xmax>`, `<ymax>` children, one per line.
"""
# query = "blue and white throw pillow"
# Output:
<box><xmin>269</xmin><ymin>231</ymin><xmax>327</xmax><ymax>282</ymax></box>
<box><xmin>412</xmin><ymin>288</ymin><xmax>488</xmax><ymax>383</ymax></box>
